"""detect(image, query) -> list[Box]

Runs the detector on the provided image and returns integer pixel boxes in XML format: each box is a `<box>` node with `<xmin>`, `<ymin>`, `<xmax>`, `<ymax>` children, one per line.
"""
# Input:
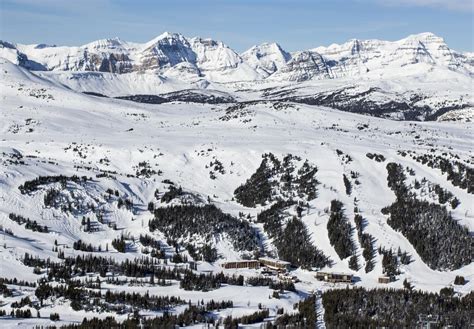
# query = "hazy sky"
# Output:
<box><xmin>0</xmin><ymin>0</ymin><xmax>472</xmax><ymax>52</ymax></box>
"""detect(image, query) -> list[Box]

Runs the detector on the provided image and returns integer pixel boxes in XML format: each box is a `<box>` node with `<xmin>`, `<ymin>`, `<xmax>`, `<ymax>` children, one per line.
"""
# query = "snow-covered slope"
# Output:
<box><xmin>259</xmin><ymin>63</ymin><xmax>474</xmax><ymax>121</ymax></box>
<box><xmin>0</xmin><ymin>53</ymin><xmax>473</xmax><ymax>326</ymax></box>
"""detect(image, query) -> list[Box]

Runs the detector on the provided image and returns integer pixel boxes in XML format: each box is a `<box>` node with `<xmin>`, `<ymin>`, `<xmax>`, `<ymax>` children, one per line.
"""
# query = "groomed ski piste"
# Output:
<box><xmin>0</xmin><ymin>56</ymin><xmax>473</xmax><ymax>328</ymax></box>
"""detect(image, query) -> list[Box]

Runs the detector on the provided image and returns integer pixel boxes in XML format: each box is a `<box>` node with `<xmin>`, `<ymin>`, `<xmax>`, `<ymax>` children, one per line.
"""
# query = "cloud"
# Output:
<box><xmin>371</xmin><ymin>0</ymin><xmax>473</xmax><ymax>11</ymax></box>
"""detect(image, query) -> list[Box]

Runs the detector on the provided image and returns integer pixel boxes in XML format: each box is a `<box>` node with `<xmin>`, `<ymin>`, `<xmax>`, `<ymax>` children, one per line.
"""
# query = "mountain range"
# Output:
<box><xmin>2</xmin><ymin>32</ymin><xmax>473</xmax><ymax>80</ymax></box>
<box><xmin>1</xmin><ymin>32</ymin><xmax>472</xmax><ymax>122</ymax></box>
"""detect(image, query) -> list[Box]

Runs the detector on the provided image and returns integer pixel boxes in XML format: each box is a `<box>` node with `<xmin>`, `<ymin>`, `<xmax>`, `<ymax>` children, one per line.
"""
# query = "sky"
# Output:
<box><xmin>0</xmin><ymin>0</ymin><xmax>472</xmax><ymax>52</ymax></box>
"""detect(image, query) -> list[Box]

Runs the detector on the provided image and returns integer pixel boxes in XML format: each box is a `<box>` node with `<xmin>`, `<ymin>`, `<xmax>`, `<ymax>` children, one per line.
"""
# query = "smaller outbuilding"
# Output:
<box><xmin>378</xmin><ymin>276</ymin><xmax>394</xmax><ymax>284</ymax></box>
<box><xmin>259</xmin><ymin>257</ymin><xmax>291</xmax><ymax>272</ymax></box>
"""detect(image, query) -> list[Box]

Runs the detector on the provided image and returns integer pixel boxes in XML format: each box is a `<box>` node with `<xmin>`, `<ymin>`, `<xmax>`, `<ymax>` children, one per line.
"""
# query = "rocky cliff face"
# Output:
<box><xmin>271</xmin><ymin>50</ymin><xmax>332</xmax><ymax>82</ymax></box>
<box><xmin>138</xmin><ymin>32</ymin><xmax>196</xmax><ymax>71</ymax></box>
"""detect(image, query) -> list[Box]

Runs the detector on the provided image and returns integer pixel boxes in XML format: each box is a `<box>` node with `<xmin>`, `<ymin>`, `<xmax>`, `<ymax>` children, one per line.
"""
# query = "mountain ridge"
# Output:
<box><xmin>2</xmin><ymin>31</ymin><xmax>472</xmax><ymax>81</ymax></box>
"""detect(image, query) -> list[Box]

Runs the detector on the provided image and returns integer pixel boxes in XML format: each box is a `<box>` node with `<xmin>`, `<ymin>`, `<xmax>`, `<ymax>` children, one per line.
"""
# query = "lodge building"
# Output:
<box><xmin>315</xmin><ymin>271</ymin><xmax>353</xmax><ymax>283</ymax></box>
<box><xmin>221</xmin><ymin>260</ymin><xmax>260</xmax><ymax>269</ymax></box>
<box><xmin>221</xmin><ymin>257</ymin><xmax>291</xmax><ymax>272</ymax></box>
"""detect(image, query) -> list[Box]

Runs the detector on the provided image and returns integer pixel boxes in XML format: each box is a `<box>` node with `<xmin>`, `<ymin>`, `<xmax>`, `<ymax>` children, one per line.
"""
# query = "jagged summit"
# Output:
<box><xmin>241</xmin><ymin>42</ymin><xmax>291</xmax><ymax>76</ymax></box>
<box><xmin>143</xmin><ymin>32</ymin><xmax>188</xmax><ymax>49</ymax></box>
<box><xmin>82</xmin><ymin>37</ymin><xmax>126</xmax><ymax>49</ymax></box>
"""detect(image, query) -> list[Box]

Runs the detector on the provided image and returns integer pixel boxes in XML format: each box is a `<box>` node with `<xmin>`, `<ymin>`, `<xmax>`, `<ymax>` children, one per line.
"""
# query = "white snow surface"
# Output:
<box><xmin>0</xmin><ymin>49</ymin><xmax>473</xmax><ymax>327</ymax></box>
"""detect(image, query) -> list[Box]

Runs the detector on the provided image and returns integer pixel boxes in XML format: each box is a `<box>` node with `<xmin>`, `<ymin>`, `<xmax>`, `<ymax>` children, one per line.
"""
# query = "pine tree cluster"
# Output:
<box><xmin>53</xmin><ymin>306</ymin><xmax>212</xmax><ymax>328</ymax></box>
<box><xmin>8</xmin><ymin>213</ymin><xmax>49</xmax><ymax>233</ymax></box>
<box><xmin>383</xmin><ymin>162</ymin><xmax>471</xmax><ymax>270</ymax></box>
<box><xmin>18</xmin><ymin>175</ymin><xmax>91</xmax><ymax>194</ymax></box>
<box><xmin>401</xmin><ymin>151</ymin><xmax>473</xmax><ymax>193</ymax></box>
<box><xmin>257</xmin><ymin>201</ymin><xmax>331</xmax><ymax>269</ymax></box>
<box><xmin>327</xmin><ymin>200</ymin><xmax>356</xmax><ymax>260</ymax></box>
<box><xmin>273</xmin><ymin>295</ymin><xmax>317</xmax><ymax>328</ymax></box>
<box><xmin>72</xmin><ymin>239</ymin><xmax>97</xmax><ymax>252</ymax></box>
<box><xmin>234</xmin><ymin>153</ymin><xmax>319</xmax><ymax>207</ymax></box>
<box><xmin>343</xmin><ymin>174</ymin><xmax>352</xmax><ymax>195</ymax></box>
<box><xmin>149</xmin><ymin>204</ymin><xmax>259</xmax><ymax>260</ymax></box>
<box><xmin>111</xmin><ymin>235</ymin><xmax>127</xmax><ymax>253</ymax></box>
<box><xmin>366</xmin><ymin>152</ymin><xmax>386</xmax><ymax>162</ymax></box>
<box><xmin>323</xmin><ymin>287</ymin><xmax>473</xmax><ymax>328</ymax></box>
<box><xmin>354</xmin><ymin>214</ymin><xmax>375</xmax><ymax>272</ymax></box>
<box><xmin>378</xmin><ymin>246</ymin><xmax>412</xmax><ymax>277</ymax></box>
<box><xmin>223</xmin><ymin>309</ymin><xmax>270</xmax><ymax>328</ymax></box>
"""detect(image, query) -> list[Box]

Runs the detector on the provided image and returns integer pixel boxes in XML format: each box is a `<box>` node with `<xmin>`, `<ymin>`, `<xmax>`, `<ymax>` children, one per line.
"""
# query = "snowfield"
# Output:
<box><xmin>0</xmin><ymin>37</ymin><xmax>473</xmax><ymax>328</ymax></box>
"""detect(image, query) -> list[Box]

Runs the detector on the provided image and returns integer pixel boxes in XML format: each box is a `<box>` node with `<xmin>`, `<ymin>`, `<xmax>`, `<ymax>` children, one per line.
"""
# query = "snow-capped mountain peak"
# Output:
<box><xmin>401</xmin><ymin>32</ymin><xmax>460</xmax><ymax>69</ymax></box>
<box><xmin>190</xmin><ymin>37</ymin><xmax>242</xmax><ymax>70</ymax></box>
<box><xmin>309</xmin><ymin>32</ymin><xmax>468</xmax><ymax>77</ymax></box>
<box><xmin>82</xmin><ymin>37</ymin><xmax>127</xmax><ymax>50</ymax></box>
<box><xmin>138</xmin><ymin>32</ymin><xmax>196</xmax><ymax>70</ymax></box>
<box><xmin>241</xmin><ymin>42</ymin><xmax>291</xmax><ymax>76</ymax></box>
<box><xmin>143</xmin><ymin>32</ymin><xmax>189</xmax><ymax>49</ymax></box>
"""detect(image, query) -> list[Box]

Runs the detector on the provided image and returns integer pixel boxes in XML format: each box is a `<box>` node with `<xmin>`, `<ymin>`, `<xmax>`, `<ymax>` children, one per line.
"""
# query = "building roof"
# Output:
<box><xmin>317</xmin><ymin>271</ymin><xmax>353</xmax><ymax>276</ymax></box>
<box><xmin>221</xmin><ymin>260</ymin><xmax>259</xmax><ymax>264</ymax></box>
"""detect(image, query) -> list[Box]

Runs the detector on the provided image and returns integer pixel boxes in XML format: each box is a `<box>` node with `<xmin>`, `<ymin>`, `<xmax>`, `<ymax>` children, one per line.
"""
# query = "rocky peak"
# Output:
<box><xmin>190</xmin><ymin>37</ymin><xmax>242</xmax><ymax>71</ymax></box>
<box><xmin>241</xmin><ymin>42</ymin><xmax>291</xmax><ymax>76</ymax></box>
<box><xmin>139</xmin><ymin>32</ymin><xmax>196</xmax><ymax>70</ymax></box>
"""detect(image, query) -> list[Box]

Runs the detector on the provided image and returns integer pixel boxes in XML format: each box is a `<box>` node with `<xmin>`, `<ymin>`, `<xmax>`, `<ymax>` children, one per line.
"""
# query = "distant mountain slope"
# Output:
<box><xmin>1</xmin><ymin>32</ymin><xmax>472</xmax><ymax>121</ymax></box>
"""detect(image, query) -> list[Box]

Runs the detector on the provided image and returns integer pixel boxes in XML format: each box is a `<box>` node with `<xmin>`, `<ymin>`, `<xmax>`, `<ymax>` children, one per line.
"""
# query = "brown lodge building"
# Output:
<box><xmin>221</xmin><ymin>258</ymin><xmax>291</xmax><ymax>271</ymax></box>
